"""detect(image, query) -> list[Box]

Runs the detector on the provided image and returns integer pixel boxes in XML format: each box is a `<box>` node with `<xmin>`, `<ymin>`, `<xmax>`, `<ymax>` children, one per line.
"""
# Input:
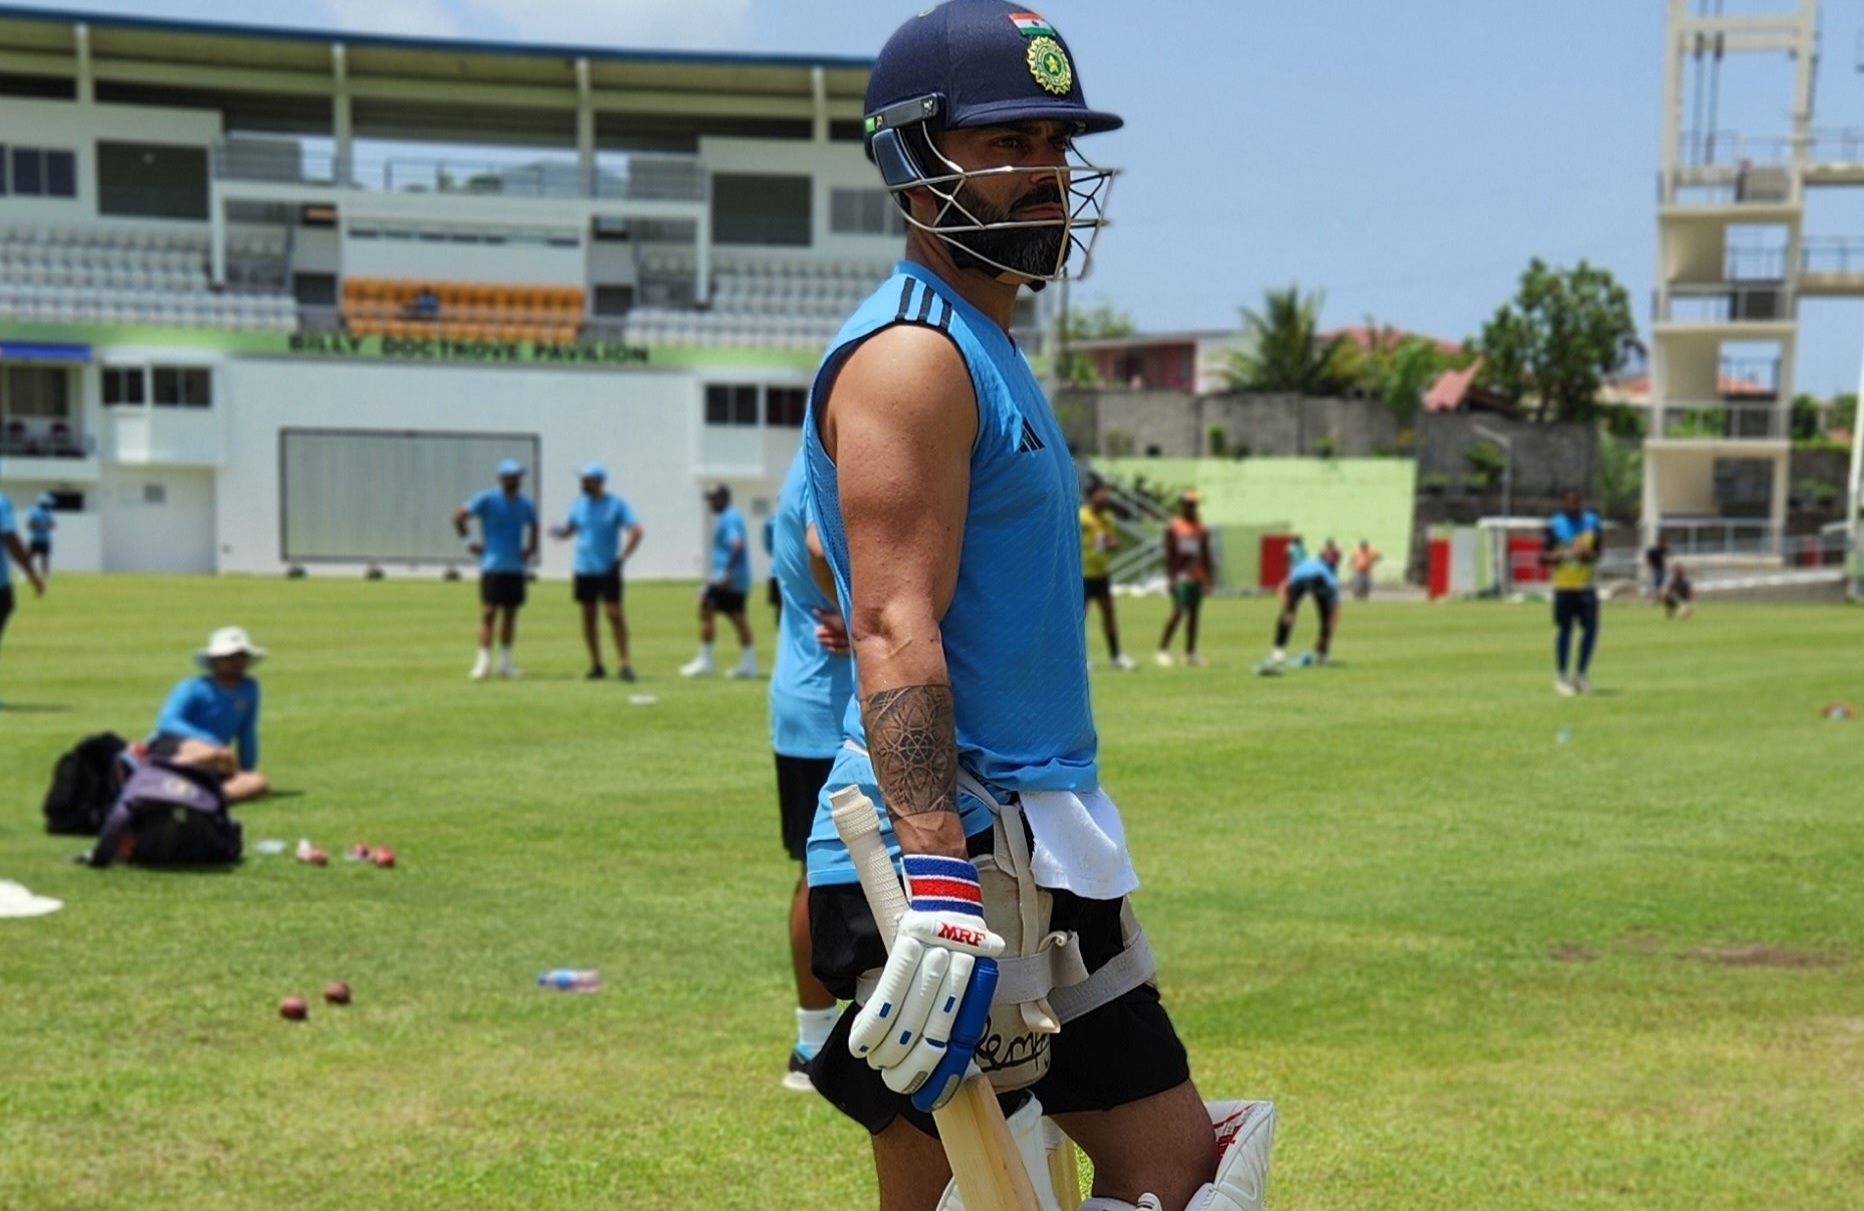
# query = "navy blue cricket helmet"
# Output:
<box><xmin>863</xmin><ymin>1</ymin><xmax>1122</xmax><ymax>282</ymax></box>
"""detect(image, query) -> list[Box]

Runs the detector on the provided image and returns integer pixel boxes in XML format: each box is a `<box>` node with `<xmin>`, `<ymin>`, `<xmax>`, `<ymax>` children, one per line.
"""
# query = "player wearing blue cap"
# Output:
<box><xmin>681</xmin><ymin>483</ymin><xmax>757</xmax><ymax>678</ymax></box>
<box><xmin>767</xmin><ymin>451</ymin><xmax>855</xmax><ymax>1091</ymax></box>
<box><xmin>795</xmin><ymin>6</ymin><xmax>1272</xmax><ymax>1209</ymax></box>
<box><xmin>452</xmin><ymin>458</ymin><xmax>538</xmax><ymax>681</ymax></box>
<box><xmin>0</xmin><ymin>471</ymin><xmax>48</xmax><ymax>708</ymax></box>
<box><xmin>26</xmin><ymin>493</ymin><xmax>54</xmax><ymax>581</ymax></box>
<box><xmin>550</xmin><ymin>464</ymin><xmax>644</xmax><ymax>681</ymax></box>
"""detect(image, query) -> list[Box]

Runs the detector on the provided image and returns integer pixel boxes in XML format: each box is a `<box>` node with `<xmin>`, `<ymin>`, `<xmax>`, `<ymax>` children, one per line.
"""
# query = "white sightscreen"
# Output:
<box><xmin>280</xmin><ymin>429</ymin><xmax>539</xmax><ymax>562</ymax></box>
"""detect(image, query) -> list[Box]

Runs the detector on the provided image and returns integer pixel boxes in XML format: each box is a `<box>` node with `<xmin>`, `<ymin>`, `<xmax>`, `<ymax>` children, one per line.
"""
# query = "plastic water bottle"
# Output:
<box><xmin>537</xmin><ymin>968</ymin><xmax>601</xmax><ymax>993</ymax></box>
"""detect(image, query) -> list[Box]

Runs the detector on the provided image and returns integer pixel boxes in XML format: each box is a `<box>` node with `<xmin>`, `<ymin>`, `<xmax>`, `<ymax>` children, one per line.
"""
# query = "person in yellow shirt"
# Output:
<box><xmin>1541</xmin><ymin>488</ymin><xmax>1603</xmax><ymax>695</ymax></box>
<box><xmin>1080</xmin><ymin>482</ymin><xmax>1137</xmax><ymax>671</ymax></box>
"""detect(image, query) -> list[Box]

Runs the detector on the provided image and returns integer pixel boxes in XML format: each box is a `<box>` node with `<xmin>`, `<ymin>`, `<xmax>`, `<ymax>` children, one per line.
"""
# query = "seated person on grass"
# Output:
<box><xmin>1662</xmin><ymin>564</ymin><xmax>1694</xmax><ymax>620</ymax></box>
<box><xmin>148</xmin><ymin>626</ymin><xmax>270</xmax><ymax>803</ymax></box>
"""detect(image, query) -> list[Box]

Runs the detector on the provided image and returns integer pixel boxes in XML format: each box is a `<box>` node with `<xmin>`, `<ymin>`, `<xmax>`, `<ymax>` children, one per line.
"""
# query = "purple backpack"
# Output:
<box><xmin>89</xmin><ymin>761</ymin><xmax>242</xmax><ymax>867</ymax></box>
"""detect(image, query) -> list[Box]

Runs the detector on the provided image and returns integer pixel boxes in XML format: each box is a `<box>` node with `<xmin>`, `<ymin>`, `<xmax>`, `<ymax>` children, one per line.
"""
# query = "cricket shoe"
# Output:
<box><xmin>585</xmin><ymin>666</ymin><xmax>606</xmax><ymax>681</ymax></box>
<box><xmin>1554</xmin><ymin>677</ymin><xmax>1578</xmax><ymax>697</ymax></box>
<box><xmin>725</xmin><ymin>661</ymin><xmax>759</xmax><ymax>680</ymax></box>
<box><xmin>498</xmin><ymin>665</ymin><xmax>523</xmax><ymax>680</ymax></box>
<box><xmin>1574</xmin><ymin>674</ymin><xmax>1593</xmax><ymax>694</ymax></box>
<box><xmin>1112</xmin><ymin>653</ymin><xmax>1138</xmax><ymax>671</ymax></box>
<box><xmin>1154</xmin><ymin>650</ymin><xmax>1173</xmax><ymax>668</ymax></box>
<box><xmin>468</xmin><ymin>656</ymin><xmax>490</xmax><ymax>682</ymax></box>
<box><xmin>618</xmin><ymin>666</ymin><xmax>638</xmax><ymax>683</ymax></box>
<box><xmin>1252</xmin><ymin>658</ymin><xmax>1283</xmax><ymax>678</ymax></box>
<box><xmin>781</xmin><ymin>1046</ymin><xmax>814</xmax><ymax>1092</ymax></box>
<box><xmin>680</xmin><ymin>657</ymin><xmax>715</xmax><ymax>678</ymax></box>
<box><xmin>1184</xmin><ymin>652</ymin><xmax>1204</xmax><ymax>668</ymax></box>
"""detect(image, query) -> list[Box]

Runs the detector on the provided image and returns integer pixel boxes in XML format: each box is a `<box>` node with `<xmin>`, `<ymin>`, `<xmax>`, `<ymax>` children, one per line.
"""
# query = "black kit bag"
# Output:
<box><xmin>42</xmin><ymin>732</ymin><xmax>129</xmax><ymax>836</ymax></box>
<box><xmin>89</xmin><ymin>760</ymin><xmax>242</xmax><ymax>867</ymax></box>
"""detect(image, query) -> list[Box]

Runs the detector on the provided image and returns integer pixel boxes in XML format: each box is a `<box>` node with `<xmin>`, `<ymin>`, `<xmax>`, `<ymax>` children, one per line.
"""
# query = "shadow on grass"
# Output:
<box><xmin>0</xmin><ymin>702</ymin><xmax>74</xmax><ymax>714</ymax></box>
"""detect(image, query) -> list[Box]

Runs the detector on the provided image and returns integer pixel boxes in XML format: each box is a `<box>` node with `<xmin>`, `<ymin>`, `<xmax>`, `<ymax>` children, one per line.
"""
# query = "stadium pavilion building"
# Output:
<box><xmin>0</xmin><ymin>6</ymin><xmax>1038</xmax><ymax>578</ymax></box>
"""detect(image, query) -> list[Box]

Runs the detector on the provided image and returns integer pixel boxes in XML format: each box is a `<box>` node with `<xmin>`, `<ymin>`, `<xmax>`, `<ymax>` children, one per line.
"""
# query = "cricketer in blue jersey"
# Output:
<box><xmin>26</xmin><ymin>494</ymin><xmax>54</xmax><ymax>579</ymax></box>
<box><xmin>549</xmin><ymin>463</ymin><xmax>644</xmax><ymax>681</ymax></box>
<box><xmin>790</xmin><ymin>6</ymin><xmax>1238</xmax><ymax>1203</ymax></box>
<box><xmin>147</xmin><ymin>625</ymin><xmax>270</xmax><ymax>803</ymax></box>
<box><xmin>1543</xmin><ymin>487</ymin><xmax>1604</xmax><ymax>696</ymax></box>
<box><xmin>1260</xmin><ymin>543</ymin><xmax>1344</xmax><ymax>674</ymax></box>
<box><xmin>0</xmin><ymin>482</ymin><xmax>48</xmax><ymax>707</ymax></box>
<box><xmin>766</xmin><ymin>451</ymin><xmax>856</xmax><ymax>1090</ymax></box>
<box><xmin>680</xmin><ymin>482</ymin><xmax>758</xmax><ymax>679</ymax></box>
<box><xmin>452</xmin><ymin>458</ymin><xmax>538</xmax><ymax>681</ymax></box>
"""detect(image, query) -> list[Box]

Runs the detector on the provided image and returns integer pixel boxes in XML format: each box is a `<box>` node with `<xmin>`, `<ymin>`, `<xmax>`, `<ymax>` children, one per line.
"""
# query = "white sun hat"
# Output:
<box><xmin>0</xmin><ymin>879</ymin><xmax>64</xmax><ymax>919</ymax></box>
<box><xmin>194</xmin><ymin>626</ymin><xmax>268</xmax><ymax>669</ymax></box>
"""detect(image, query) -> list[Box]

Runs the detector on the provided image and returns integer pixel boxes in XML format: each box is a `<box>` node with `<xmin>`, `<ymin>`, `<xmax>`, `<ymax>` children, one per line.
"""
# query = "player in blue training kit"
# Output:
<box><xmin>147</xmin><ymin>625</ymin><xmax>269</xmax><ymax>803</ymax></box>
<box><xmin>1543</xmin><ymin>487</ymin><xmax>1603</xmax><ymax>695</ymax></box>
<box><xmin>0</xmin><ymin>478</ymin><xmax>48</xmax><ymax>709</ymax></box>
<box><xmin>452</xmin><ymin>458</ymin><xmax>538</xmax><ymax>681</ymax></box>
<box><xmin>550</xmin><ymin>463</ymin><xmax>644</xmax><ymax>681</ymax></box>
<box><xmin>767</xmin><ymin>451</ymin><xmax>856</xmax><ymax>1091</ymax></box>
<box><xmin>681</xmin><ymin>482</ymin><xmax>757</xmax><ymax>678</ymax></box>
<box><xmin>793</xmin><ymin>7</ymin><xmax>1275</xmax><ymax>1209</ymax></box>
<box><xmin>1258</xmin><ymin>544</ymin><xmax>1344</xmax><ymax>675</ymax></box>
<box><xmin>25</xmin><ymin>493</ymin><xmax>54</xmax><ymax>580</ymax></box>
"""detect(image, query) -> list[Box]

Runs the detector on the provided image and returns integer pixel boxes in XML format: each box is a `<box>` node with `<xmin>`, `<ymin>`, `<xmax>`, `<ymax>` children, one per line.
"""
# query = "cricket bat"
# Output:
<box><xmin>829</xmin><ymin>786</ymin><xmax>1043</xmax><ymax>1211</ymax></box>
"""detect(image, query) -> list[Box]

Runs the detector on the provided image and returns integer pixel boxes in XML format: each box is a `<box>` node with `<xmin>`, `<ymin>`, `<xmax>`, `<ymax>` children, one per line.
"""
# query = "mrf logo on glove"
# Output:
<box><xmin>849</xmin><ymin>854</ymin><xmax>1006</xmax><ymax>1113</ymax></box>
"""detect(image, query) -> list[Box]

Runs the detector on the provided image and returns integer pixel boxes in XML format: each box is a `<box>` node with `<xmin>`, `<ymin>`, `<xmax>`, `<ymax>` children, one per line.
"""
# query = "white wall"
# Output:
<box><xmin>99</xmin><ymin>465</ymin><xmax>216</xmax><ymax>573</ymax></box>
<box><xmin>338</xmin><ymin>233</ymin><xmax>587</xmax><ymax>286</ymax></box>
<box><xmin>213</xmin><ymin>358</ymin><xmax>738</xmax><ymax>580</ymax></box>
<box><xmin>0</xmin><ymin>96</ymin><xmax>222</xmax><ymax>228</ymax></box>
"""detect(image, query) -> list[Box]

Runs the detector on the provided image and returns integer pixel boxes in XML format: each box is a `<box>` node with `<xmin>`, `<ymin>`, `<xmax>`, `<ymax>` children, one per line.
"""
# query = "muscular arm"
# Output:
<box><xmin>823</xmin><ymin>327</ymin><xmax>976</xmax><ymax>860</ymax></box>
<box><xmin>451</xmin><ymin>506</ymin><xmax>471</xmax><ymax>539</ymax></box>
<box><xmin>622</xmin><ymin>522</ymin><xmax>644</xmax><ymax>560</ymax></box>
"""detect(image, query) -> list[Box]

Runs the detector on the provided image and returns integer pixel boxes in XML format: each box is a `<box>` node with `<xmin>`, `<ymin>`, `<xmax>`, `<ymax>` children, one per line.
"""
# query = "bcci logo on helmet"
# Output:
<box><xmin>1025</xmin><ymin>35</ymin><xmax>1072</xmax><ymax>96</ymax></box>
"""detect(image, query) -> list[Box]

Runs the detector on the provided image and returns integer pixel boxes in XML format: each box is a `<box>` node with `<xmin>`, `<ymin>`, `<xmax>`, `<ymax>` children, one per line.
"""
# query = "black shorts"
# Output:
<box><xmin>702</xmin><ymin>585</ymin><xmax>747</xmax><ymax>615</ymax></box>
<box><xmin>145</xmin><ymin>733</ymin><xmax>193</xmax><ymax>761</ymax></box>
<box><xmin>806</xmin><ymin>830</ymin><xmax>1191</xmax><ymax>1138</ymax></box>
<box><xmin>0</xmin><ymin>584</ymin><xmax>13</xmax><ymax>637</ymax></box>
<box><xmin>28</xmin><ymin>540</ymin><xmax>49</xmax><ymax>558</ymax></box>
<box><xmin>480</xmin><ymin>571</ymin><xmax>527</xmax><ymax>608</ymax></box>
<box><xmin>1286</xmin><ymin>578</ymin><xmax>1337</xmax><ymax>613</ymax></box>
<box><xmin>1082</xmin><ymin>575</ymin><xmax>1112</xmax><ymax>603</ymax></box>
<box><xmin>767</xmin><ymin>576</ymin><xmax>781</xmax><ymax>609</ymax></box>
<box><xmin>573</xmin><ymin>564</ymin><xmax>623</xmax><ymax>605</ymax></box>
<box><xmin>1553</xmin><ymin>589</ymin><xmax>1599</xmax><ymax>630</ymax></box>
<box><xmin>774</xmin><ymin>753</ymin><xmax>834</xmax><ymax>862</ymax></box>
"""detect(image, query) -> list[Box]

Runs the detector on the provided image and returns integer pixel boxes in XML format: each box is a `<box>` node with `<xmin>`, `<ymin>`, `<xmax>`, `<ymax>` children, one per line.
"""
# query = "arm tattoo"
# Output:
<box><xmin>864</xmin><ymin>684</ymin><xmax>958</xmax><ymax>819</ymax></box>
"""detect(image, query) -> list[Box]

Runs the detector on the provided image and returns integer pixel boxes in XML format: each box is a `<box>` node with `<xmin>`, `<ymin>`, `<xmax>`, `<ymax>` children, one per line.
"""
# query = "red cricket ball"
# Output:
<box><xmin>323</xmin><ymin>981</ymin><xmax>351</xmax><ymax>1005</ymax></box>
<box><xmin>279</xmin><ymin>996</ymin><xmax>309</xmax><ymax>1021</ymax></box>
<box><xmin>370</xmin><ymin>846</ymin><xmax>396</xmax><ymax>869</ymax></box>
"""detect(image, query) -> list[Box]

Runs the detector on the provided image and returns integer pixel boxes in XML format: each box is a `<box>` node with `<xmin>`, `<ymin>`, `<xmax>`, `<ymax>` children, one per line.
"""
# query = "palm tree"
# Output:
<box><xmin>1224</xmin><ymin>285</ymin><xmax>1355</xmax><ymax>395</ymax></box>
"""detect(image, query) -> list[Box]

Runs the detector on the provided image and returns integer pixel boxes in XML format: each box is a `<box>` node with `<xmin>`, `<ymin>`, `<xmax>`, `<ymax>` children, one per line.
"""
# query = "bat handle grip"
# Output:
<box><xmin>828</xmin><ymin>785</ymin><xmax>910</xmax><ymax>949</ymax></box>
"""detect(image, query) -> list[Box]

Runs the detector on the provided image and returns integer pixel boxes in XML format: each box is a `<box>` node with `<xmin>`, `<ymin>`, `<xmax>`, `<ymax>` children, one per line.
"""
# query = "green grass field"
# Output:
<box><xmin>1</xmin><ymin>576</ymin><xmax>1860</xmax><ymax>1210</ymax></box>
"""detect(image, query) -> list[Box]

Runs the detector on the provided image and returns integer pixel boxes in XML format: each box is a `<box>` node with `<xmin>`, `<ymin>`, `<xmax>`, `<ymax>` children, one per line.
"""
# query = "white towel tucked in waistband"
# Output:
<box><xmin>1018</xmin><ymin>788</ymin><xmax>1140</xmax><ymax>901</ymax></box>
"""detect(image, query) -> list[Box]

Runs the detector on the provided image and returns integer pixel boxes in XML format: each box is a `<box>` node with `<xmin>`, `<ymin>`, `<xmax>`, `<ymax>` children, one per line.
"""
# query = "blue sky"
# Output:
<box><xmin>27</xmin><ymin>0</ymin><xmax>1864</xmax><ymax>394</ymax></box>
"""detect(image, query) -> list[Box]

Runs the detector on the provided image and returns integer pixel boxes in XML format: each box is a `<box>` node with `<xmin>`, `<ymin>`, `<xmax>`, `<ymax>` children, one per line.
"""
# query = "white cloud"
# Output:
<box><xmin>458</xmin><ymin>0</ymin><xmax>757</xmax><ymax>51</ymax></box>
<box><xmin>322</xmin><ymin>0</ymin><xmax>465</xmax><ymax>39</ymax></box>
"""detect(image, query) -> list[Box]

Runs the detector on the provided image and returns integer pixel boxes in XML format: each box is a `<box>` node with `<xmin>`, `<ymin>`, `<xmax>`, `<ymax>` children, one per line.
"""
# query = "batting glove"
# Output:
<box><xmin>848</xmin><ymin>854</ymin><xmax>1004</xmax><ymax>1112</ymax></box>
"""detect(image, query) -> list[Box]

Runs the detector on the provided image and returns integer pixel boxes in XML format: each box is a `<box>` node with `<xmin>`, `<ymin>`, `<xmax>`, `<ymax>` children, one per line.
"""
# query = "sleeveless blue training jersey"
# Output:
<box><xmin>768</xmin><ymin>451</ymin><xmax>856</xmax><ymax>759</ymax></box>
<box><xmin>803</xmin><ymin>259</ymin><xmax>1098</xmax><ymax>793</ymax></box>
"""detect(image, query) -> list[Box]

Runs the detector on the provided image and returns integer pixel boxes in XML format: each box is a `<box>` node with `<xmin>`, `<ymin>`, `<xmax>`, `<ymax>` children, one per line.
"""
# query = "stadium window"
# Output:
<box><xmin>10</xmin><ymin>146</ymin><xmax>43</xmax><ymax>195</ymax></box>
<box><xmin>97</xmin><ymin>140</ymin><xmax>209</xmax><ymax>219</ymax></box>
<box><xmin>705</xmin><ymin>384</ymin><xmax>759</xmax><ymax>427</ymax></box>
<box><xmin>766</xmin><ymin>386</ymin><xmax>807</xmax><ymax>428</ymax></box>
<box><xmin>151</xmin><ymin>366</ymin><xmax>212</xmax><ymax>409</ymax></box>
<box><xmin>2</xmin><ymin>365</ymin><xmax>69</xmax><ymax>417</ymax></box>
<box><xmin>0</xmin><ymin>146</ymin><xmax>7</xmax><ymax>194</ymax></box>
<box><xmin>46</xmin><ymin>150</ymin><xmax>75</xmax><ymax>197</ymax></box>
<box><xmin>712</xmin><ymin>174</ymin><xmax>812</xmax><ymax>247</ymax></box>
<box><xmin>830</xmin><ymin>188</ymin><xmax>905</xmax><ymax>236</ymax></box>
<box><xmin>102</xmin><ymin>366</ymin><xmax>147</xmax><ymax>407</ymax></box>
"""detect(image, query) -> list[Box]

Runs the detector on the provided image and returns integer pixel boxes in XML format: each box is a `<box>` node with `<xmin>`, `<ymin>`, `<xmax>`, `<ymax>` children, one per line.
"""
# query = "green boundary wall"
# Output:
<box><xmin>1092</xmin><ymin>456</ymin><xmax>1417</xmax><ymax>587</ymax></box>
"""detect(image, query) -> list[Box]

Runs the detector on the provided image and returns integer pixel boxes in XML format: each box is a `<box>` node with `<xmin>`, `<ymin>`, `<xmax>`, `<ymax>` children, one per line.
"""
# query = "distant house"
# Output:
<box><xmin>1067</xmin><ymin>329</ymin><xmax>1239</xmax><ymax>393</ymax></box>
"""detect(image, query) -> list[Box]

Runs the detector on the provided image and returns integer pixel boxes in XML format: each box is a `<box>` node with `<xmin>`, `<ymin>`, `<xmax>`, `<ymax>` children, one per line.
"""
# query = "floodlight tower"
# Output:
<box><xmin>1648</xmin><ymin>1</ymin><xmax>1817</xmax><ymax>561</ymax></box>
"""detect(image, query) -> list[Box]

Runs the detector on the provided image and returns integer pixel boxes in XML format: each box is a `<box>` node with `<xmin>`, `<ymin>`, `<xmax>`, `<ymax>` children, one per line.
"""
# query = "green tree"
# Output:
<box><xmin>1059</xmin><ymin>301</ymin><xmax>1133</xmax><ymax>387</ymax></box>
<box><xmin>1596</xmin><ymin>433</ymin><xmax>1643</xmax><ymax>519</ymax></box>
<box><xmin>1224</xmin><ymin>285</ymin><xmax>1356</xmax><ymax>395</ymax></box>
<box><xmin>1790</xmin><ymin>393</ymin><xmax>1823</xmax><ymax>441</ymax></box>
<box><xmin>1354</xmin><ymin>319</ymin><xmax>1455</xmax><ymax>426</ymax></box>
<box><xmin>1831</xmin><ymin>392</ymin><xmax>1857</xmax><ymax>434</ymax></box>
<box><xmin>1474</xmin><ymin>258</ymin><xmax>1636</xmax><ymax>423</ymax></box>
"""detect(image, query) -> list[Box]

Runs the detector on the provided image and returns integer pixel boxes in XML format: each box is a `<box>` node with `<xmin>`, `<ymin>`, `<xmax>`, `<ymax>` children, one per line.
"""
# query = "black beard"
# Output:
<box><xmin>943</xmin><ymin>182</ymin><xmax>1068</xmax><ymax>279</ymax></box>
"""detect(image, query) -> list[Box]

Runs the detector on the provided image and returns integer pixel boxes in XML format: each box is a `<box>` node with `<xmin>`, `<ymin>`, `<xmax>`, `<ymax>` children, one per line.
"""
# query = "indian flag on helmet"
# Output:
<box><xmin>1008</xmin><ymin>11</ymin><xmax>1056</xmax><ymax>38</ymax></box>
